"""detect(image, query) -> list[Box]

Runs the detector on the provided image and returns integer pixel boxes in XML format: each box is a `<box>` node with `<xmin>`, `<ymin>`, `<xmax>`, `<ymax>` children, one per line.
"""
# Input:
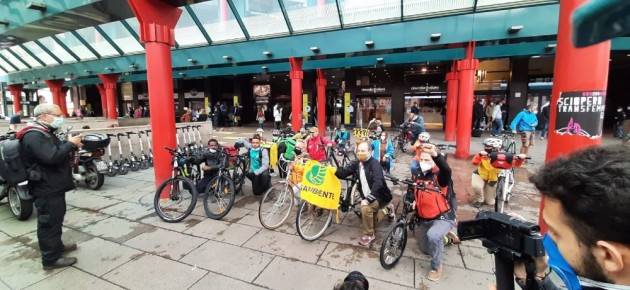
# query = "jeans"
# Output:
<box><xmin>614</xmin><ymin>122</ymin><xmax>625</xmax><ymax>138</ymax></box>
<box><xmin>410</xmin><ymin>158</ymin><xmax>420</xmax><ymax>176</ymax></box>
<box><xmin>34</xmin><ymin>194</ymin><xmax>67</xmax><ymax>265</ymax></box>
<box><xmin>492</xmin><ymin>119</ymin><xmax>503</xmax><ymax>136</ymax></box>
<box><xmin>539</xmin><ymin>122</ymin><xmax>548</xmax><ymax>138</ymax></box>
<box><xmin>416</xmin><ymin>218</ymin><xmax>456</xmax><ymax>270</ymax></box>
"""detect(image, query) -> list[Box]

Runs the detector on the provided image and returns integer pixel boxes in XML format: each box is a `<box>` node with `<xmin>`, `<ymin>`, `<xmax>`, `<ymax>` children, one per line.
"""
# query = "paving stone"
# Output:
<box><xmin>104</xmin><ymin>254</ymin><xmax>206</xmax><ymax>290</ymax></box>
<box><xmin>220</xmin><ymin>207</ymin><xmax>253</xmax><ymax>224</ymax></box>
<box><xmin>0</xmin><ymin>204</ymin><xmax>15</xmax><ymax>222</ymax></box>
<box><xmin>81</xmin><ymin>216</ymin><xmax>156</xmax><ymax>243</ymax></box>
<box><xmin>124</xmin><ymin>228</ymin><xmax>206</xmax><ymax>260</ymax></box>
<box><xmin>65</xmin><ymin>194</ymin><xmax>121</xmax><ymax>211</ymax></box>
<box><xmin>404</xmin><ymin>234</ymin><xmax>465</xmax><ymax>269</ymax></box>
<box><xmin>0</xmin><ymin>231</ymin><xmax>9</xmax><ymax>242</ymax></box>
<box><xmin>99</xmin><ymin>201</ymin><xmax>153</xmax><ymax>221</ymax></box>
<box><xmin>184</xmin><ymin>218</ymin><xmax>260</xmax><ymax>246</ymax></box>
<box><xmin>16</xmin><ymin>227</ymin><xmax>94</xmax><ymax>249</ymax></box>
<box><xmin>232</xmin><ymin>211</ymin><xmax>264</xmax><ymax>228</ymax></box>
<box><xmin>63</xmin><ymin>208</ymin><xmax>109</xmax><ymax>229</ymax></box>
<box><xmin>0</xmin><ymin>280</ymin><xmax>10</xmax><ymax>290</ymax></box>
<box><xmin>139</xmin><ymin>213</ymin><xmax>203</xmax><ymax>233</ymax></box>
<box><xmin>460</xmin><ymin>244</ymin><xmax>494</xmax><ymax>274</ymax></box>
<box><xmin>72</xmin><ymin>237</ymin><xmax>143</xmax><ymax>276</ymax></box>
<box><xmin>243</xmin><ymin>230</ymin><xmax>328</xmax><ymax>263</ymax></box>
<box><xmin>0</xmin><ymin>215</ymin><xmax>37</xmax><ymax>237</ymax></box>
<box><xmin>317</xmin><ymin>242</ymin><xmax>415</xmax><ymax>287</ymax></box>
<box><xmin>189</xmin><ymin>272</ymin><xmax>266</xmax><ymax>290</ymax></box>
<box><xmin>254</xmin><ymin>256</ymin><xmax>346</xmax><ymax>290</ymax></box>
<box><xmin>0</xmin><ymin>241</ymin><xmax>63</xmax><ymax>289</ymax></box>
<box><xmin>233</xmin><ymin>195</ymin><xmax>261</xmax><ymax>211</ymax></box>
<box><xmin>24</xmin><ymin>267</ymin><xmax>123</xmax><ymax>290</ymax></box>
<box><xmin>415</xmin><ymin>259</ymin><xmax>495</xmax><ymax>290</ymax></box>
<box><xmin>181</xmin><ymin>239</ymin><xmax>273</xmax><ymax>282</ymax></box>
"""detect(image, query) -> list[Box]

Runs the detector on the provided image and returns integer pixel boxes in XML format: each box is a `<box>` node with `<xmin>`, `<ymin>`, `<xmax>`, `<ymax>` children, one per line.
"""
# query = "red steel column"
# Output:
<box><xmin>45</xmin><ymin>79</ymin><xmax>67</xmax><ymax>116</ymax></box>
<box><xmin>7</xmin><ymin>84</ymin><xmax>23</xmax><ymax>114</ymax></box>
<box><xmin>60</xmin><ymin>87</ymin><xmax>69</xmax><ymax>116</ymax></box>
<box><xmin>455</xmin><ymin>42</ymin><xmax>479</xmax><ymax>159</ymax></box>
<box><xmin>444</xmin><ymin>62</ymin><xmax>459</xmax><ymax>142</ymax></box>
<box><xmin>98</xmin><ymin>74</ymin><xmax>120</xmax><ymax>120</ymax></box>
<box><xmin>129</xmin><ymin>0</ymin><xmax>182</xmax><ymax>189</ymax></box>
<box><xmin>539</xmin><ymin>0</ymin><xmax>611</xmax><ymax>231</ymax></box>
<box><xmin>316</xmin><ymin>69</ymin><xmax>327</xmax><ymax>133</ymax></box>
<box><xmin>289</xmin><ymin>57</ymin><xmax>304</xmax><ymax>132</ymax></box>
<box><xmin>96</xmin><ymin>84</ymin><xmax>108</xmax><ymax>118</ymax></box>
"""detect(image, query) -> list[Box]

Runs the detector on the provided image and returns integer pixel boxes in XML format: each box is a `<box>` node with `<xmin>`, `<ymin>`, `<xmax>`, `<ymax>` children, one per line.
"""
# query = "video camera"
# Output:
<box><xmin>458</xmin><ymin>211</ymin><xmax>545</xmax><ymax>290</ymax></box>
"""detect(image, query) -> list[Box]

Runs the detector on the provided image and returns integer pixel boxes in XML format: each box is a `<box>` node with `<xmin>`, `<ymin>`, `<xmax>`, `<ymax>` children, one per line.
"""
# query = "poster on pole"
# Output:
<box><xmin>233</xmin><ymin>95</ymin><xmax>239</xmax><ymax>106</ymax></box>
<box><xmin>554</xmin><ymin>91</ymin><xmax>606</xmax><ymax>139</ymax></box>
<box><xmin>344</xmin><ymin>93</ymin><xmax>351</xmax><ymax>125</ymax></box>
<box><xmin>303</xmin><ymin>93</ymin><xmax>309</xmax><ymax>121</ymax></box>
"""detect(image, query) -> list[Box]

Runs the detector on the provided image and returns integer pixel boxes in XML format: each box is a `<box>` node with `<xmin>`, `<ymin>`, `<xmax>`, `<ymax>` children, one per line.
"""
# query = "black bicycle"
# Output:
<box><xmin>202</xmin><ymin>149</ymin><xmax>237</xmax><ymax>220</ymax></box>
<box><xmin>153</xmin><ymin>147</ymin><xmax>200</xmax><ymax>223</ymax></box>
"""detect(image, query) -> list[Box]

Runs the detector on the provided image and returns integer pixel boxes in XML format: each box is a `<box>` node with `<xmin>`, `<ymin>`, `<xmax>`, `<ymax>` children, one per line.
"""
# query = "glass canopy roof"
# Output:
<box><xmin>0</xmin><ymin>0</ymin><xmax>556</xmax><ymax>75</ymax></box>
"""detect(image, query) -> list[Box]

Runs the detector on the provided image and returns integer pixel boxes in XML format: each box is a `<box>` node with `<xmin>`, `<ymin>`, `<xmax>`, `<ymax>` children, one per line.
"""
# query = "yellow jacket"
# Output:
<box><xmin>472</xmin><ymin>154</ymin><xmax>499</xmax><ymax>182</ymax></box>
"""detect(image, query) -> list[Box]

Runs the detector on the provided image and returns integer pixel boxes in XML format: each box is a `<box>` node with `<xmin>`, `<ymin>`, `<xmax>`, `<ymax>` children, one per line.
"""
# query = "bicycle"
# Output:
<box><xmin>325</xmin><ymin>144</ymin><xmax>356</xmax><ymax>169</ymax></box>
<box><xmin>258</xmin><ymin>155</ymin><xmax>305</xmax><ymax>229</ymax></box>
<box><xmin>500</xmin><ymin>132</ymin><xmax>518</xmax><ymax>154</ymax></box>
<box><xmin>153</xmin><ymin>147</ymin><xmax>201</xmax><ymax>223</ymax></box>
<box><xmin>482</xmin><ymin>152</ymin><xmax>530</xmax><ymax>213</ymax></box>
<box><xmin>201</xmin><ymin>149</ymin><xmax>237</xmax><ymax>220</ymax></box>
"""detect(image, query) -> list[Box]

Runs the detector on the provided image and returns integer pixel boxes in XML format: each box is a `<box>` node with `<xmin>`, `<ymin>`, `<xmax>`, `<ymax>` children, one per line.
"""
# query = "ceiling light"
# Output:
<box><xmin>178</xmin><ymin>72</ymin><xmax>186</xmax><ymax>77</ymax></box>
<box><xmin>84</xmin><ymin>69</ymin><xmax>92</xmax><ymax>74</ymax></box>
<box><xmin>531</xmin><ymin>55</ymin><xmax>541</xmax><ymax>58</ymax></box>
<box><xmin>27</xmin><ymin>2</ymin><xmax>47</xmax><ymax>11</ymax></box>
<box><xmin>263</xmin><ymin>51</ymin><xmax>272</xmax><ymax>57</ymax></box>
<box><xmin>508</xmin><ymin>25</ymin><xmax>523</xmax><ymax>34</ymax></box>
<box><xmin>430</xmin><ymin>33</ymin><xmax>441</xmax><ymax>41</ymax></box>
<box><xmin>310</xmin><ymin>46</ymin><xmax>320</xmax><ymax>53</ymax></box>
<box><xmin>421</xmin><ymin>67</ymin><xmax>428</xmax><ymax>73</ymax></box>
<box><xmin>129</xmin><ymin>64</ymin><xmax>138</xmax><ymax>70</ymax></box>
<box><xmin>364</xmin><ymin>40</ymin><xmax>374</xmax><ymax>48</ymax></box>
<box><xmin>104</xmin><ymin>67</ymin><xmax>113</xmax><ymax>72</ymax></box>
<box><xmin>0</xmin><ymin>20</ymin><xmax>8</xmax><ymax>26</ymax></box>
<box><xmin>222</xmin><ymin>55</ymin><xmax>232</xmax><ymax>61</ymax></box>
<box><xmin>376</xmin><ymin>57</ymin><xmax>384</xmax><ymax>62</ymax></box>
<box><xmin>261</xmin><ymin>66</ymin><xmax>268</xmax><ymax>70</ymax></box>
<box><xmin>187</xmin><ymin>58</ymin><xmax>197</xmax><ymax>64</ymax></box>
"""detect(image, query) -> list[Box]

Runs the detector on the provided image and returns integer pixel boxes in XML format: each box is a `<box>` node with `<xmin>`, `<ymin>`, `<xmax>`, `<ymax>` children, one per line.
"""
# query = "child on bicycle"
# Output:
<box><xmin>471</xmin><ymin>138</ymin><xmax>526</xmax><ymax>207</ymax></box>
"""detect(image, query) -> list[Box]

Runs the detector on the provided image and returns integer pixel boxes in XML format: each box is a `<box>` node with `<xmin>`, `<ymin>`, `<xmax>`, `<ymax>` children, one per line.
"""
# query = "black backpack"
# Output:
<box><xmin>0</xmin><ymin>127</ymin><xmax>47</xmax><ymax>185</ymax></box>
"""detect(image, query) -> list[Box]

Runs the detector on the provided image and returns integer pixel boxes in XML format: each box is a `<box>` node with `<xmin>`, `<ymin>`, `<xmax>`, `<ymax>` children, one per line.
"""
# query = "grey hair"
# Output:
<box><xmin>33</xmin><ymin>104</ymin><xmax>61</xmax><ymax>117</ymax></box>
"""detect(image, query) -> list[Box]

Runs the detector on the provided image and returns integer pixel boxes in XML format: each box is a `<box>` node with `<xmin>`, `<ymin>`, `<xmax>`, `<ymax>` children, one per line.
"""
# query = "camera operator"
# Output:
<box><xmin>517</xmin><ymin>145</ymin><xmax>630</xmax><ymax>289</ymax></box>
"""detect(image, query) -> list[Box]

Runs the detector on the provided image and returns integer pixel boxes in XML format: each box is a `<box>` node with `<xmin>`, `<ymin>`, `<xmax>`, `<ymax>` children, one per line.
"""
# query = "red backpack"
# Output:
<box><xmin>415</xmin><ymin>178</ymin><xmax>451</xmax><ymax>220</ymax></box>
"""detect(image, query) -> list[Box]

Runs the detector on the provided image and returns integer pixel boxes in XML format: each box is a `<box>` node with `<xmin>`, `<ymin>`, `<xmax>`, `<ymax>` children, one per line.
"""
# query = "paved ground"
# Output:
<box><xmin>1</xmin><ymin>124</ymin><xmax>621</xmax><ymax>290</ymax></box>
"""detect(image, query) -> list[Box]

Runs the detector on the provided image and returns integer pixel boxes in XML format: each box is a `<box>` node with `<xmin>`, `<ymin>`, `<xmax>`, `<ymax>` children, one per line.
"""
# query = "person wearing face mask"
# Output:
<box><xmin>408</xmin><ymin>143</ymin><xmax>459</xmax><ymax>282</ymax></box>
<box><xmin>305</xmin><ymin>127</ymin><xmax>333</xmax><ymax>162</ymax></box>
<box><xmin>511</xmin><ymin>104</ymin><xmax>539</xmax><ymax>155</ymax></box>
<box><xmin>17</xmin><ymin>104</ymin><xmax>83</xmax><ymax>270</ymax></box>
<box><xmin>410</xmin><ymin>132</ymin><xmax>432</xmax><ymax>176</ymax></box>
<box><xmin>236</xmin><ymin>134</ymin><xmax>271</xmax><ymax>195</ymax></box>
<box><xmin>613</xmin><ymin>106</ymin><xmax>626</xmax><ymax>138</ymax></box>
<box><xmin>371</xmin><ymin>132</ymin><xmax>394</xmax><ymax>173</ymax></box>
<box><xmin>334</xmin><ymin>125</ymin><xmax>351</xmax><ymax>149</ymax></box>
<box><xmin>195</xmin><ymin>139</ymin><xmax>224</xmax><ymax>194</ymax></box>
<box><xmin>335</xmin><ymin>142</ymin><xmax>394</xmax><ymax>247</ymax></box>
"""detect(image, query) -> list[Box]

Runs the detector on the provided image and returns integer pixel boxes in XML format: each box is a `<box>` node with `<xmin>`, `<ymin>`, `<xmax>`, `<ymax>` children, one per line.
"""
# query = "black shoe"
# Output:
<box><xmin>63</xmin><ymin>243</ymin><xmax>78</xmax><ymax>253</ymax></box>
<box><xmin>43</xmin><ymin>257</ymin><xmax>77</xmax><ymax>270</ymax></box>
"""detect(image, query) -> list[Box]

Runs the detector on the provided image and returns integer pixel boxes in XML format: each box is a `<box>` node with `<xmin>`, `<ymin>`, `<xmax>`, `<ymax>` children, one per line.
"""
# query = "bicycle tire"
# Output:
<box><xmin>130</xmin><ymin>161</ymin><xmax>140</xmax><ymax>172</ymax></box>
<box><xmin>232</xmin><ymin>163</ymin><xmax>246</xmax><ymax>194</ymax></box>
<box><xmin>154</xmin><ymin>176</ymin><xmax>198</xmax><ymax>223</ymax></box>
<box><xmin>379</xmin><ymin>222</ymin><xmax>408</xmax><ymax>269</ymax></box>
<box><xmin>258</xmin><ymin>182</ymin><xmax>295</xmax><ymax>229</ymax></box>
<box><xmin>106</xmin><ymin>165</ymin><xmax>117</xmax><ymax>177</ymax></box>
<box><xmin>139</xmin><ymin>160</ymin><xmax>149</xmax><ymax>170</ymax></box>
<box><xmin>296</xmin><ymin>201</ymin><xmax>333</xmax><ymax>241</ymax></box>
<box><xmin>203</xmin><ymin>174</ymin><xmax>236</xmax><ymax>220</ymax></box>
<box><xmin>495</xmin><ymin>177</ymin><xmax>506</xmax><ymax>213</ymax></box>
<box><xmin>117</xmin><ymin>164</ymin><xmax>129</xmax><ymax>175</ymax></box>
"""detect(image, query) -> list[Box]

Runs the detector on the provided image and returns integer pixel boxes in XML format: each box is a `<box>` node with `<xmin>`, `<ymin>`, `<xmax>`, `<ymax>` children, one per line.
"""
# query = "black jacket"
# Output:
<box><xmin>335</xmin><ymin>157</ymin><xmax>392</xmax><ymax>205</ymax></box>
<box><xmin>473</xmin><ymin>102</ymin><xmax>484</xmax><ymax>120</ymax></box>
<box><xmin>410</xmin><ymin>154</ymin><xmax>457</xmax><ymax>220</ymax></box>
<box><xmin>18</xmin><ymin>122</ymin><xmax>76</xmax><ymax>197</ymax></box>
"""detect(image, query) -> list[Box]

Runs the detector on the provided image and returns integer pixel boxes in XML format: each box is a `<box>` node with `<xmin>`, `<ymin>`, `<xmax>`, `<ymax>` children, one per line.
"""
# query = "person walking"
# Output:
<box><xmin>491</xmin><ymin>101</ymin><xmax>503</xmax><ymax>136</ymax></box>
<box><xmin>8</xmin><ymin>110</ymin><xmax>22</xmax><ymax>131</ymax></box>
<box><xmin>273</xmin><ymin>103</ymin><xmax>283</xmax><ymax>129</ymax></box>
<box><xmin>613</xmin><ymin>106</ymin><xmax>626</xmax><ymax>138</ymax></box>
<box><xmin>18</xmin><ymin>104</ymin><xmax>83</xmax><ymax>270</ymax></box>
<box><xmin>484</xmin><ymin>101</ymin><xmax>494</xmax><ymax>131</ymax></box>
<box><xmin>256</xmin><ymin>106</ymin><xmax>266</xmax><ymax>129</ymax></box>
<box><xmin>510</xmin><ymin>104</ymin><xmax>538</xmax><ymax>155</ymax></box>
<box><xmin>473</xmin><ymin>99</ymin><xmax>485</xmax><ymax>131</ymax></box>
<box><xmin>538</xmin><ymin>101</ymin><xmax>550</xmax><ymax>140</ymax></box>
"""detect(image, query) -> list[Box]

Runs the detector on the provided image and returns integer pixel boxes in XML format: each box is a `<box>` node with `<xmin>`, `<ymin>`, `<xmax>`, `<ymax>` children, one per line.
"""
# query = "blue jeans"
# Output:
<box><xmin>416</xmin><ymin>219</ymin><xmax>456</xmax><ymax>270</ymax></box>
<box><xmin>492</xmin><ymin>119</ymin><xmax>503</xmax><ymax>136</ymax></box>
<box><xmin>539</xmin><ymin>122</ymin><xmax>548</xmax><ymax>138</ymax></box>
<box><xmin>410</xmin><ymin>159</ymin><xmax>420</xmax><ymax>176</ymax></box>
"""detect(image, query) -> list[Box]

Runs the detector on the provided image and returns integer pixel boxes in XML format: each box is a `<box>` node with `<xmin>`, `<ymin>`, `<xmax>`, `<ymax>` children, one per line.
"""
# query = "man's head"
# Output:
<box><xmin>528</xmin><ymin>104</ymin><xmax>538</xmax><ymax>113</ymax></box>
<box><xmin>251</xmin><ymin>134</ymin><xmax>261</xmax><ymax>149</ymax></box>
<box><xmin>417</xmin><ymin>150</ymin><xmax>435</xmax><ymax>175</ymax></box>
<box><xmin>356</xmin><ymin>141</ymin><xmax>372</xmax><ymax>162</ymax></box>
<box><xmin>208</xmin><ymin>139</ymin><xmax>219</xmax><ymax>151</ymax></box>
<box><xmin>380</xmin><ymin>131</ymin><xmax>387</xmax><ymax>141</ymax></box>
<box><xmin>310</xmin><ymin>127</ymin><xmax>319</xmax><ymax>137</ymax></box>
<box><xmin>483</xmin><ymin>138</ymin><xmax>502</xmax><ymax>153</ymax></box>
<box><xmin>34</xmin><ymin>104</ymin><xmax>64</xmax><ymax>129</ymax></box>
<box><xmin>340</xmin><ymin>125</ymin><xmax>346</xmax><ymax>132</ymax></box>
<box><xmin>408</xmin><ymin>112</ymin><xmax>416</xmax><ymax>119</ymax></box>
<box><xmin>531</xmin><ymin>145</ymin><xmax>630</xmax><ymax>284</ymax></box>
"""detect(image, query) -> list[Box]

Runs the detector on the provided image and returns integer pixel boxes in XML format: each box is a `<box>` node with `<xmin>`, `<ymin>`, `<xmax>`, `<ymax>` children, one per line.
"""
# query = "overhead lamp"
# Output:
<box><xmin>430</xmin><ymin>33</ymin><xmax>442</xmax><ymax>41</ymax></box>
<box><xmin>84</xmin><ymin>69</ymin><xmax>92</xmax><ymax>74</ymax></box>
<box><xmin>421</xmin><ymin>67</ymin><xmax>428</xmax><ymax>73</ymax></box>
<box><xmin>178</xmin><ymin>72</ymin><xmax>186</xmax><ymax>77</ymax></box>
<box><xmin>222</xmin><ymin>55</ymin><xmax>232</xmax><ymax>61</ymax></box>
<box><xmin>263</xmin><ymin>51</ymin><xmax>272</xmax><ymax>57</ymax></box>
<box><xmin>187</xmin><ymin>58</ymin><xmax>197</xmax><ymax>65</ymax></box>
<box><xmin>104</xmin><ymin>67</ymin><xmax>113</xmax><ymax>72</ymax></box>
<box><xmin>364</xmin><ymin>40</ymin><xmax>374</xmax><ymax>48</ymax></box>
<box><xmin>310</xmin><ymin>46</ymin><xmax>320</xmax><ymax>53</ymax></box>
<box><xmin>27</xmin><ymin>2</ymin><xmax>47</xmax><ymax>11</ymax></box>
<box><xmin>376</xmin><ymin>57</ymin><xmax>384</xmax><ymax>63</ymax></box>
<box><xmin>508</xmin><ymin>25</ymin><xmax>523</xmax><ymax>34</ymax></box>
<box><xmin>261</xmin><ymin>66</ymin><xmax>268</xmax><ymax>70</ymax></box>
<box><xmin>0</xmin><ymin>20</ymin><xmax>8</xmax><ymax>26</ymax></box>
<box><xmin>531</xmin><ymin>55</ymin><xmax>541</xmax><ymax>58</ymax></box>
<box><xmin>545</xmin><ymin>43</ymin><xmax>557</xmax><ymax>52</ymax></box>
<box><xmin>129</xmin><ymin>64</ymin><xmax>138</xmax><ymax>70</ymax></box>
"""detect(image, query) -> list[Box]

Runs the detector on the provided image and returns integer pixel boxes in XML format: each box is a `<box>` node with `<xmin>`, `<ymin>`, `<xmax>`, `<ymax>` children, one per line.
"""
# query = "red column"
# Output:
<box><xmin>96</xmin><ymin>84</ymin><xmax>108</xmax><ymax>118</ymax></box>
<box><xmin>316</xmin><ymin>69</ymin><xmax>327</xmax><ymax>133</ymax></box>
<box><xmin>45</xmin><ymin>79</ymin><xmax>68</xmax><ymax>116</ymax></box>
<box><xmin>444</xmin><ymin>62</ymin><xmax>459</xmax><ymax>142</ymax></box>
<box><xmin>7</xmin><ymin>84</ymin><xmax>23</xmax><ymax>114</ymax></box>
<box><xmin>454</xmin><ymin>42</ymin><xmax>479</xmax><ymax>159</ymax></box>
<box><xmin>538</xmin><ymin>0</ymin><xmax>611</xmax><ymax>231</ymax></box>
<box><xmin>129</xmin><ymin>0</ymin><xmax>181</xmax><ymax>189</ymax></box>
<box><xmin>289</xmin><ymin>57</ymin><xmax>304</xmax><ymax>132</ymax></box>
<box><xmin>60</xmin><ymin>87</ymin><xmax>69</xmax><ymax>116</ymax></box>
<box><xmin>98</xmin><ymin>74</ymin><xmax>120</xmax><ymax>120</ymax></box>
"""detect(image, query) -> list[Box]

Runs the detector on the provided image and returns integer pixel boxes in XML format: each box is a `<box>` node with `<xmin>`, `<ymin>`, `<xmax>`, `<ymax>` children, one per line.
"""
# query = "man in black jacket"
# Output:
<box><xmin>473</xmin><ymin>99</ymin><xmax>485</xmax><ymax>131</ymax></box>
<box><xmin>335</xmin><ymin>141</ymin><xmax>394</xmax><ymax>247</ymax></box>
<box><xmin>18</xmin><ymin>104</ymin><xmax>82</xmax><ymax>270</ymax></box>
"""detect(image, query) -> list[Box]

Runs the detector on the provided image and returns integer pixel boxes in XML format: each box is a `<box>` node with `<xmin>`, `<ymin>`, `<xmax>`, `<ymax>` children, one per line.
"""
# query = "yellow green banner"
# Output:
<box><xmin>300</xmin><ymin>160</ymin><xmax>342</xmax><ymax>210</ymax></box>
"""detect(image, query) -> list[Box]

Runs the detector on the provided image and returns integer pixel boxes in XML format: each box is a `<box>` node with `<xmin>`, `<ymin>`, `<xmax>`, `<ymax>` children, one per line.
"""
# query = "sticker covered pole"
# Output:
<box><xmin>290</xmin><ymin>57</ymin><xmax>304</xmax><ymax>132</ymax></box>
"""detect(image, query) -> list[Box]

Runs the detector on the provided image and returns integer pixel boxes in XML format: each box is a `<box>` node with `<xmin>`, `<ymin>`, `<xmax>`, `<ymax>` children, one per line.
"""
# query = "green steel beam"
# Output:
<box><xmin>400</xmin><ymin>0</ymin><xmax>404</xmax><ymax>22</ymax></box>
<box><xmin>50</xmin><ymin>35</ymin><xmax>81</xmax><ymax>62</ymax></box>
<box><xmin>0</xmin><ymin>65</ymin><xmax>8</xmax><ymax>74</ymax></box>
<box><xmin>17</xmin><ymin>44</ymin><xmax>46</xmax><ymax>67</ymax></box>
<box><xmin>120</xmin><ymin>19</ymin><xmax>142</xmax><ymax>47</ymax></box>
<box><xmin>185</xmin><ymin>5</ymin><xmax>213</xmax><ymax>45</ymax></box>
<box><xmin>227</xmin><ymin>0</ymin><xmax>251</xmax><ymax>40</ymax></box>
<box><xmin>473</xmin><ymin>0</ymin><xmax>479</xmax><ymax>13</ymax></box>
<box><xmin>335</xmin><ymin>0</ymin><xmax>344</xmax><ymax>29</ymax></box>
<box><xmin>94</xmin><ymin>25</ymin><xmax>124</xmax><ymax>56</ymax></box>
<box><xmin>5</xmin><ymin>48</ymin><xmax>32</xmax><ymax>69</ymax></box>
<box><xmin>34</xmin><ymin>40</ymin><xmax>63</xmax><ymax>65</ymax></box>
<box><xmin>71</xmin><ymin>31</ymin><xmax>101</xmax><ymax>59</ymax></box>
<box><xmin>277</xmin><ymin>0</ymin><xmax>294</xmax><ymax>35</ymax></box>
<box><xmin>0</xmin><ymin>54</ymin><xmax>19</xmax><ymax>71</ymax></box>
<box><xmin>0</xmin><ymin>0</ymin><xmax>99</xmax><ymax>35</ymax></box>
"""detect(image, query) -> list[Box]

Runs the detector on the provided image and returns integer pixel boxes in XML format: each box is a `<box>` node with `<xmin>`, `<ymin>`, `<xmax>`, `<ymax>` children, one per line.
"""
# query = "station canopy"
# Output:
<box><xmin>0</xmin><ymin>0</ymin><xmax>556</xmax><ymax>74</ymax></box>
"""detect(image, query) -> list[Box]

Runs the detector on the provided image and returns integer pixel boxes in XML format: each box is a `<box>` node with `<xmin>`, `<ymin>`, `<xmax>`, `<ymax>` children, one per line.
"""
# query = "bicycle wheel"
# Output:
<box><xmin>258</xmin><ymin>182</ymin><xmax>295</xmax><ymax>229</ymax></box>
<box><xmin>154</xmin><ymin>176</ymin><xmax>198</xmax><ymax>223</ymax></box>
<box><xmin>494</xmin><ymin>177</ymin><xmax>506</xmax><ymax>213</ymax></box>
<box><xmin>232</xmin><ymin>162</ymin><xmax>246</xmax><ymax>194</ymax></box>
<box><xmin>203</xmin><ymin>174</ymin><xmax>236</xmax><ymax>220</ymax></box>
<box><xmin>380</xmin><ymin>222</ymin><xmax>408</xmax><ymax>269</ymax></box>
<box><xmin>296</xmin><ymin>202</ymin><xmax>333</xmax><ymax>241</ymax></box>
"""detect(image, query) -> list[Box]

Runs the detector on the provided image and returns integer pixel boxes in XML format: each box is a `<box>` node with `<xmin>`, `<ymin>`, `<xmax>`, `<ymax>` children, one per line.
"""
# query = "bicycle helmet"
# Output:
<box><xmin>483</xmin><ymin>138</ymin><xmax>502</xmax><ymax>149</ymax></box>
<box><xmin>418</xmin><ymin>132</ymin><xmax>431</xmax><ymax>142</ymax></box>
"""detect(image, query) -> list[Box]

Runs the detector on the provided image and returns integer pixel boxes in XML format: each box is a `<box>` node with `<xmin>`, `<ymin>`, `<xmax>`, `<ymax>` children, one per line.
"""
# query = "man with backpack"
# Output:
<box><xmin>409</xmin><ymin>143</ymin><xmax>459</xmax><ymax>282</ymax></box>
<box><xmin>17</xmin><ymin>104</ymin><xmax>83</xmax><ymax>270</ymax></box>
<box><xmin>236</xmin><ymin>134</ymin><xmax>271</xmax><ymax>195</ymax></box>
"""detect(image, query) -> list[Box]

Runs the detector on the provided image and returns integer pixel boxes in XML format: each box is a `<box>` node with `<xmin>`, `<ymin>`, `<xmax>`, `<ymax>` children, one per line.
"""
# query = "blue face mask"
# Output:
<box><xmin>544</xmin><ymin>235</ymin><xmax>581</xmax><ymax>290</ymax></box>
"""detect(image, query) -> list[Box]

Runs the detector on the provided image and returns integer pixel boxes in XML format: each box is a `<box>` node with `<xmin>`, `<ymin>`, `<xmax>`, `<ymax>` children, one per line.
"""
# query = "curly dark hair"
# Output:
<box><xmin>530</xmin><ymin>145</ymin><xmax>630</xmax><ymax>246</ymax></box>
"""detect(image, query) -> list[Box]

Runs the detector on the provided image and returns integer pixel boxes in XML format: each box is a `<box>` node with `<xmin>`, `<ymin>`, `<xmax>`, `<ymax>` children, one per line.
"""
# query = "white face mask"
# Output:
<box><xmin>618</xmin><ymin>108</ymin><xmax>623</xmax><ymax>112</ymax></box>
<box><xmin>209</xmin><ymin>148</ymin><xmax>217</xmax><ymax>153</ymax></box>
<box><xmin>50</xmin><ymin>116</ymin><xmax>65</xmax><ymax>129</ymax></box>
<box><xmin>419</xmin><ymin>162</ymin><xmax>433</xmax><ymax>174</ymax></box>
<box><xmin>380</xmin><ymin>136</ymin><xmax>386</xmax><ymax>141</ymax></box>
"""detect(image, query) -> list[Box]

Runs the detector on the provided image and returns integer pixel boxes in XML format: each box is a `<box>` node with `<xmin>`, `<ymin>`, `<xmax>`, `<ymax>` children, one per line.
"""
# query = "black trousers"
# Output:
<box><xmin>34</xmin><ymin>193</ymin><xmax>67</xmax><ymax>265</ymax></box>
<box><xmin>196</xmin><ymin>169</ymin><xmax>219</xmax><ymax>194</ymax></box>
<box><xmin>246</xmin><ymin>171</ymin><xmax>271</xmax><ymax>195</ymax></box>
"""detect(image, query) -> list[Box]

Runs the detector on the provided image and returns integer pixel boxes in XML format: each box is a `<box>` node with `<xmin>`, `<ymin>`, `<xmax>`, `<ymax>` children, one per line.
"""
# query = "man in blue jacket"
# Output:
<box><xmin>510</xmin><ymin>104</ymin><xmax>538</xmax><ymax>155</ymax></box>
